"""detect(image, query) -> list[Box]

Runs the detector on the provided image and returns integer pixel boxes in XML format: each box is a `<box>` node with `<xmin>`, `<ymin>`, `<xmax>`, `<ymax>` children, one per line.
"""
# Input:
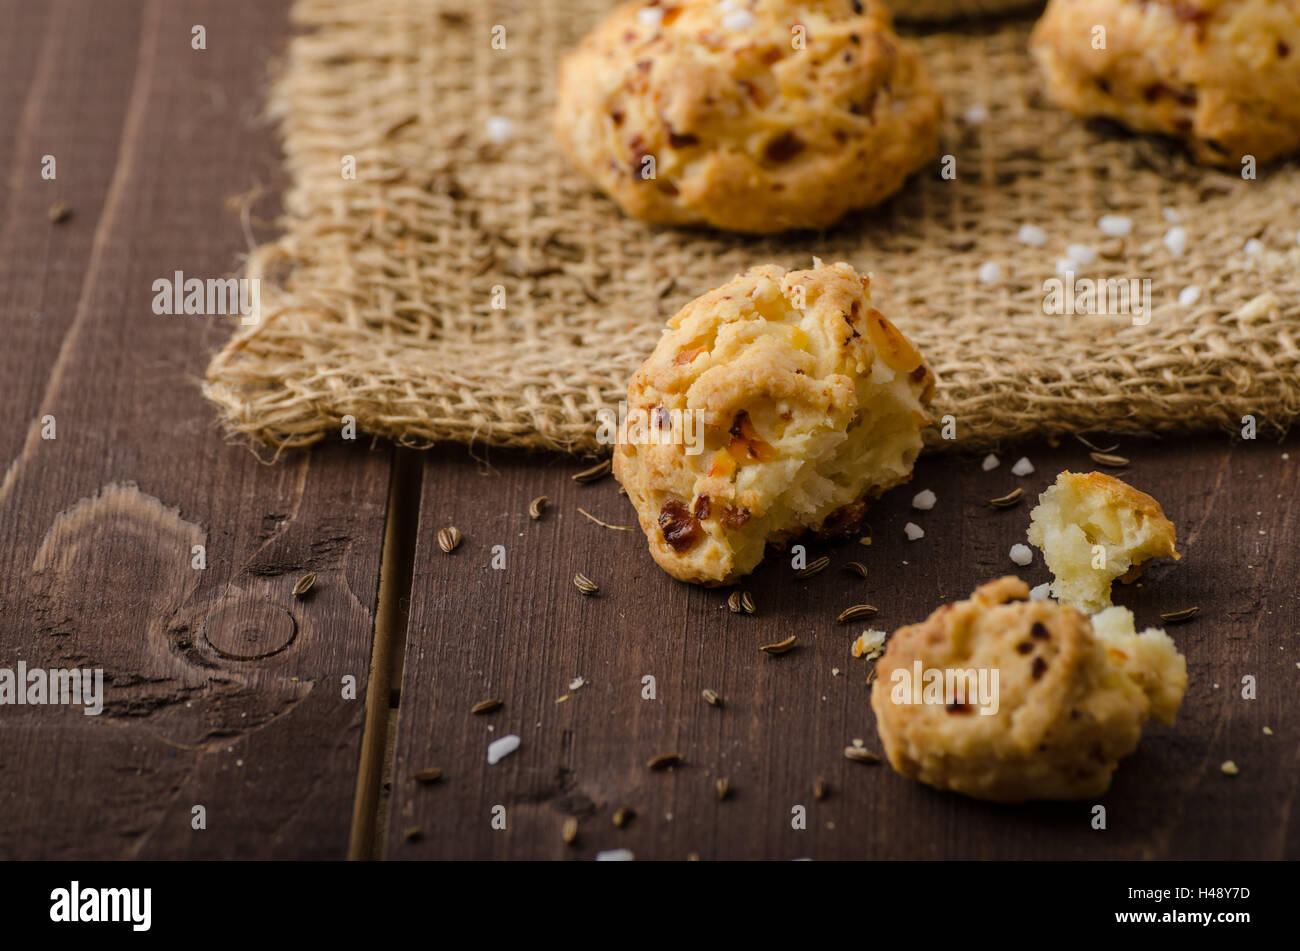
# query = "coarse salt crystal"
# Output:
<box><xmin>912</xmin><ymin>489</ymin><xmax>937</xmax><ymax>510</ymax></box>
<box><xmin>1066</xmin><ymin>243</ymin><xmax>1097</xmax><ymax>267</ymax></box>
<box><xmin>1244</xmin><ymin>237</ymin><xmax>1263</xmax><ymax>255</ymax></box>
<box><xmin>487</xmin><ymin>734</ymin><xmax>520</xmax><ymax>765</ymax></box>
<box><xmin>722</xmin><ymin>9</ymin><xmax>755</xmax><ymax>29</ymax></box>
<box><xmin>637</xmin><ymin>5</ymin><xmax>664</xmax><ymax>27</ymax></box>
<box><xmin>982</xmin><ymin>453</ymin><xmax>1000</xmax><ymax>471</ymax></box>
<box><xmin>1029</xmin><ymin>582</ymin><xmax>1051</xmax><ymax>601</ymax></box>
<box><xmin>485</xmin><ymin>116</ymin><xmax>513</xmax><ymax>144</ymax></box>
<box><xmin>1018</xmin><ymin>224</ymin><xmax>1048</xmax><ymax>247</ymax></box>
<box><xmin>1009</xmin><ymin>543</ymin><xmax>1033</xmax><ymax>566</ymax></box>
<box><xmin>1055</xmin><ymin>258</ymin><xmax>1075</xmax><ymax>276</ymax></box>
<box><xmin>1164</xmin><ymin>226</ymin><xmax>1187</xmax><ymax>257</ymax></box>
<box><xmin>596</xmin><ymin>848</ymin><xmax>635</xmax><ymax>861</ymax></box>
<box><xmin>1178</xmin><ymin>285</ymin><xmax>1201</xmax><ymax>307</ymax></box>
<box><xmin>904</xmin><ymin>522</ymin><xmax>925</xmax><ymax>541</ymax></box>
<box><xmin>1162</xmin><ymin>207</ymin><xmax>1181</xmax><ymax>224</ymax></box>
<box><xmin>1097</xmin><ymin>215</ymin><xmax>1132</xmax><ymax>238</ymax></box>
<box><xmin>977</xmin><ymin>261</ymin><xmax>1002</xmax><ymax>285</ymax></box>
<box><xmin>1011</xmin><ymin>456</ymin><xmax>1034</xmax><ymax>476</ymax></box>
<box><xmin>963</xmin><ymin>103</ymin><xmax>989</xmax><ymax>124</ymax></box>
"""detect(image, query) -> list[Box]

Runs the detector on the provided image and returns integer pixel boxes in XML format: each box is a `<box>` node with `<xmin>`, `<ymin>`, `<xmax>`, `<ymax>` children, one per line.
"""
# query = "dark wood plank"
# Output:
<box><xmin>0</xmin><ymin>0</ymin><xmax>390</xmax><ymax>859</ymax></box>
<box><xmin>387</xmin><ymin>433</ymin><xmax>1298</xmax><ymax>859</ymax></box>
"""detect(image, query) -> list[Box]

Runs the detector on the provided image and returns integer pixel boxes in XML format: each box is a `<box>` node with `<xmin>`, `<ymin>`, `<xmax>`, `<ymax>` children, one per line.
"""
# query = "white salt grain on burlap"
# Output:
<box><xmin>1097</xmin><ymin>215</ymin><xmax>1132</xmax><ymax>238</ymax></box>
<box><xmin>1066</xmin><ymin>244</ymin><xmax>1096</xmax><ymax>267</ymax></box>
<box><xmin>1164</xmin><ymin>226</ymin><xmax>1188</xmax><ymax>257</ymax></box>
<box><xmin>1179</xmin><ymin>285</ymin><xmax>1201</xmax><ymax>307</ymax></box>
<box><xmin>1018</xmin><ymin>224</ymin><xmax>1047</xmax><ymax>247</ymax></box>
<box><xmin>977</xmin><ymin>261</ymin><xmax>1002</xmax><ymax>284</ymax></box>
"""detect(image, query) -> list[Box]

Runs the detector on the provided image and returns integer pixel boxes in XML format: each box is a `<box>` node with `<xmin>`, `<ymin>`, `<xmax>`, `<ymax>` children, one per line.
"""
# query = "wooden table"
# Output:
<box><xmin>1</xmin><ymin>0</ymin><xmax>1295</xmax><ymax>861</ymax></box>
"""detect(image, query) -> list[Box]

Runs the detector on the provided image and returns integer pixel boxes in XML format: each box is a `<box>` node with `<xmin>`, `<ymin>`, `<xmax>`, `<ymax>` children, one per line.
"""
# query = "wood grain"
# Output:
<box><xmin>386</xmin><ymin>435</ymin><xmax>1299</xmax><ymax>860</ymax></box>
<box><xmin>3</xmin><ymin>0</ymin><xmax>1298</xmax><ymax>862</ymax></box>
<box><xmin>0</xmin><ymin>0</ymin><xmax>391</xmax><ymax>859</ymax></box>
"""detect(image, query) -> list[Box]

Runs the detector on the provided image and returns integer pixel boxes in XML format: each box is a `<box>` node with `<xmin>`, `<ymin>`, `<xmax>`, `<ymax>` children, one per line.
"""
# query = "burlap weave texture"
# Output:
<box><xmin>204</xmin><ymin>0</ymin><xmax>1300</xmax><ymax>454</ymax></box>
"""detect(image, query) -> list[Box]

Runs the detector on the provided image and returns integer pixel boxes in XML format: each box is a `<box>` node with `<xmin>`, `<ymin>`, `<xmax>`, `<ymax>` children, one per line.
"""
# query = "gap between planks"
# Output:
<box><xmin>348</xmin><ymin>447</ymin><xmax>423</xmax><ymax>860</ymax></box>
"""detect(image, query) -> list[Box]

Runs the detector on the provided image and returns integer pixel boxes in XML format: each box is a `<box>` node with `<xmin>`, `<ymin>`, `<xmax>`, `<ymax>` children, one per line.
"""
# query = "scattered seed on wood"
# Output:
<box><xmin>813</xmin><ymin>777</ymin><xmax>828</xmax><ymax>800</ymax></box>
<box><xmin>865</xmin><ymin>664</ymin><xmax>879</xmax><ymax>686</ymax></box>
<box><xmin>837</xmin><ymin>604</ymin><xmax>878</xmax><ymax>623</ymax></box>
<box><xmin>577</xmin><ymin>507</ymin><xmax>632</xmax><ymax>531</ymax></box>
<box><xmin>573</xmin><ymin>572</ymin><xmax>599</xmax><ymax>596</ymax></box>
<box><xmin>844</xmin><ymin>747</ymin><xmax>881</xmax><ymax>764</ymax></box>
<box><xmin>48</xmin><ymin>201</ymin><xmax>71</xmax><ymax>224</ymax></box>
<box><xmin>612</xmin><ymin>806</ymin><xmax>635</xmax><ymax>828</ymax></box>
<box><xmin>759</xmin><ymin>635</ymin><xmax>798</xmax><ymax>655</ymax></box>
<box><xmin>562</xmin><ymin>816</ymin><xmax>579</xmax><ymax>845</ymax></box>
<box><xmin>437</xmin><ymin>526</ymin><xmax>462</xmax><ymax>553</ymax></box>
<box><xmin>988</xmin><ymin>488</ymin><xmax>1024</xmax><ymax>508</ymax></box>
<box><xmin>528</xmin><ymin>496</ymin><xmax>548</xmax><ymax>519</ymax></box>
<box><xmin>727</xmin><ymin>591</ymin><xmax>745</xmax><ymax>613</ymax></box>
<box><xmin>572</xmin><ymin>459</ymin><xmax>612</xmax><ymax>483</ymax></box>
<box><xmin>647</xmin><ymin>752</ymin><xmax>682</xmax><ymax>770</ymax></box>
<box><xmin>292</xmin><ymin>572</ymin><xmax>317</xmax><ymax>598</ymax></box>
<box><xmin>794</xmin><ymin>555</ymin><xmax>830</xmax><ymax>579</ymax></box>
<box><xmin>702</xmin><ymin>688</ymin><xmax>722</xmax><ymax>707</ymax></box>
<box><xmin>741</xmin><ymin>591</ymin><xmax>756</xmax><ymax>614</ymax></box>
<box><xmin>844</xmin><ymin>561</ymin><xmax>867</xmax><ymax>578</ymax></box>
<box><xmin>715</xmin><ymin>777</ymin><xmax>731</xmax><ymax>801</ymax></box>
<box><xmin>1160</xmin><ymin>606</ymin><xmax>1200</xmax><ymax>623</ymax></box>
<box><xmin>1090</xmin><ymin>451</ymin><xmax>1130</xmax><ymax>468</ymax></box>
<box><xmin>410</xmin><ymin>767</ymin><xmax>442</xmax><ymax>783</ymax></box>
<box><xmin>403</xmin><ymin>826</ymin><xmax>424</xmax><ymax>842</ymax></box>
<box><xmin>1073</xmin><ymin>433</ymin><xmax>1119</xmax><ymax>454</ymax></box>
<box><xmin>471</xmin><ymin>698</ymin><xmax>503</xmax><ymax>715</ymax></box>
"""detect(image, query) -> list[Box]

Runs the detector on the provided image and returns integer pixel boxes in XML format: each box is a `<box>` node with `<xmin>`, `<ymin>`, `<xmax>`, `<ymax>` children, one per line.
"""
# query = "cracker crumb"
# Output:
<box><xmin>1220</xmin><ymin>760</ymin><xmax>1239</xmax><ymax>776</ymax></box>
<box><xmin>1262</xmin><ymin>726</ymin><xmax>1274</xmax><ymax>736</ymax></box>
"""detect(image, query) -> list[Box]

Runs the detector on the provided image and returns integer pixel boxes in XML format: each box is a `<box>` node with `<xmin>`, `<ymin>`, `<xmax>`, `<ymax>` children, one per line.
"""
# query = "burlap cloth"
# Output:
<box><xmin>203</xmin><ymin>0</ymin><xmax>1300</xmax><ymax>455</ymax></box>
